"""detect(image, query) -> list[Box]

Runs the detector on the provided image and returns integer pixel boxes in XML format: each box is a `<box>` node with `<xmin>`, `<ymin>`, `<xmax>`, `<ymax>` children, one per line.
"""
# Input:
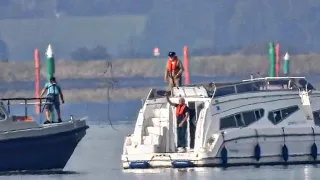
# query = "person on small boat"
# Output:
<box><xmin>40</xmin><ymin>77</ymin><xmax>65</xmax><ymax>124</ymax></box>
<box><xmin>165</xmin><ymin>92</ymin><xmax>189</xmax><ymax>153</ymax></box>
<box><xmin>164</xmin><ymin>52</ymin><xmax>184</xmax><ymax>90</ymax></box>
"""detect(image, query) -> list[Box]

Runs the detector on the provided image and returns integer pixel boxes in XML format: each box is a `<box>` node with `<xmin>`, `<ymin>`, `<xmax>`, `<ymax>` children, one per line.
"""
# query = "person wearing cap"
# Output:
<box><xmin>40</xmin><ymin>77</ymin><xmax>65</xmax><ymax>124</ymax></box>
<box><xmin>164</xmin><ymin>52</ymin><xmax>185</xmax><ymax>90</ymax></box>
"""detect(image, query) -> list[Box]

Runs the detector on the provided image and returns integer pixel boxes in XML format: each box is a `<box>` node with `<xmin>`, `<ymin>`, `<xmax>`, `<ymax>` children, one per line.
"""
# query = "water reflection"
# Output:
<box><xmin>121</xmin><ymin>164</ymin><xmax>320</xmax><ymax>180</ymax></box>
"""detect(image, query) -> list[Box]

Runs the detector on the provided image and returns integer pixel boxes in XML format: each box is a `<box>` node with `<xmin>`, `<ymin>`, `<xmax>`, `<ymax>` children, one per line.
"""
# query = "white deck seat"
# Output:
<box><xmin>142</xmin><ymin>135</ymin><xmax>161</xmax><ymax>145</ymax></box>
<box><xmin>125</xmin><ymin>145</ymin><xmax>159</xmax><ymax>155</ymax></box>
<box><xmin>150</xmin><ymin>117</ymin><xmax>168</xmax><ymax>127</ymax></box>
<box><xmin>153</xmin><ymin>108</ymin><xmax>168</xmax><ymax>118</ymax></box>
<box><xmin>146</xmin><ymin>126</ymin><xmax>164</xmax><ymax>136</ymax></box>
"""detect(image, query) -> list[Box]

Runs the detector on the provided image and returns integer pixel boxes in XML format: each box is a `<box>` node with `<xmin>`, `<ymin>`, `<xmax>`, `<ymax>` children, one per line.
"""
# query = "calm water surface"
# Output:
<box><xmin>1</xmin><ymin>124</ymin><xmax>313</xmax><ymax>180</ymax></box>
<box><xmin>0</xmin><ymin>102</ymin><xmax>319</xmax><ymax>180</ymax></box>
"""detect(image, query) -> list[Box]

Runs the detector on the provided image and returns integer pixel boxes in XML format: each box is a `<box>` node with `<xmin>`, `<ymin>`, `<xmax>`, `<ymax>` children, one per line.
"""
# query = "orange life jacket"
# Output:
<box><xmin>167</xmin><ymin>58</ymin><xmax>179</xmax><ymax>72</ymax></box>
<box><xmin>176</xmin><ymin>104</ymin><xmax>186</xmax><ymax>117</ymax></box>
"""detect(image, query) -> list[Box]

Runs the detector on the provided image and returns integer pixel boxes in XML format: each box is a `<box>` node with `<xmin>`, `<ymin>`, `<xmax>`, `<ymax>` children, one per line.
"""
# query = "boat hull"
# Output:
<box><xmin>122</xmin><ymin>152</ymin><xmax>320</xmax><ymax>169</ymax></box>
<box><xmin>0</xmin><ymin>125</ymin><xmax>88</xmax><ymax>172</ymax></box>
<box><xmin>122</xmin><ymin>126</ymin><xmax>320</xmax><ymax>169</ymax></box>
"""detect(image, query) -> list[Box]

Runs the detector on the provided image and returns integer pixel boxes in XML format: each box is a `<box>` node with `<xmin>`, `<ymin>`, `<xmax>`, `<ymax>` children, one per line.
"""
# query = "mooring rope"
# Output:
<box><xmin>103</xmin><ymin>61</ymin><xmax>118</xmax><ymax>131</ymax></box>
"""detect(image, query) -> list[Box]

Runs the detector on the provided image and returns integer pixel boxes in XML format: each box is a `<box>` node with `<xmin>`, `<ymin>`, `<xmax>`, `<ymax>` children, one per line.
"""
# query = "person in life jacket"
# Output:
<box><xmin>165</xmin><ymin>92</ymin><xmax>189</xmax><ymax>153</ymax></box>
<box><xmin>164</xmin><ymin>52</ymin><xmax>185</xmax><ymax>90</ymax></box>
<box><xmin>40</xmin><ymin>77</ymin><xmax>65</xmax><ymax>124</ymax></box>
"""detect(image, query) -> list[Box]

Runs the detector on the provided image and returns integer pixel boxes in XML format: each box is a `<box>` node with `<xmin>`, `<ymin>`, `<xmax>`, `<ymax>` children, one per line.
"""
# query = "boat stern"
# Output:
<box><xmin>121</xmin><ymin>149</ymin><xmax>213</xmax><ymax>169</ymax></box>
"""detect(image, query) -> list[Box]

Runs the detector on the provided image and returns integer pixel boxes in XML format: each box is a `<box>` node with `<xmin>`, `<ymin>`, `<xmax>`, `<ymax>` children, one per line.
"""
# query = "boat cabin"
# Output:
<box><xmin>138</xmin><ymin>76</ymin><xmax>317</xmax><ymax>151</ymax></box>
<box><xmin>123</xmin><ymin>76</ymin><xmax>320</xmax><ymax>169</ymax></box>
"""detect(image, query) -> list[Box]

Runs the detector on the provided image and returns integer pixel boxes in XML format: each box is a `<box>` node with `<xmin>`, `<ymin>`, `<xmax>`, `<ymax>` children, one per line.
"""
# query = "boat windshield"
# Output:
<box><xmin>146</xmin><ymin>89</ymin><xmax>168</xmax><ymax>100</ymax></box>
<box><xmin>211</xmin><ymin>77</ymin><xmax>315</xmax><ymax>98</ymax></box>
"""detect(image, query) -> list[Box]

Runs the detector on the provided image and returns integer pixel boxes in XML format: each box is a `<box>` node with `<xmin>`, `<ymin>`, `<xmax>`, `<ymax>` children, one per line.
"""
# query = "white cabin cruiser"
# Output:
<box><xmin>122</xmin><ymin>76</ymin><xmax>320</xmax><ymax>169</ymax></box>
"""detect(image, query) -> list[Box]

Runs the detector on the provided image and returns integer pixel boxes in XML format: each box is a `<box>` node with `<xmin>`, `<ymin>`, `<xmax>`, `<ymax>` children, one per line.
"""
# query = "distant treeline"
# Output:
<box><xmin>0</xmin><ymin>0</ymin><xmax>152</xmax><ymax>19</ymax></box>
<box><xmin>1</xmin><ymin>0</ymin><xmax>320</xmax><ymax>60</ymax></box>
<box><xmin>70</xmin><ymin>43</ymin><xmax>307</xmax><ymax>61</ymax></box>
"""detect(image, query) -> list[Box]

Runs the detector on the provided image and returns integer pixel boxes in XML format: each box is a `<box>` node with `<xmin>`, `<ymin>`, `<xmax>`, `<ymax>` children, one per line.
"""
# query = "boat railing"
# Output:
<box><xmin>146</xmin><ymin>89</ymin><xmax>155</xmax><ymax>101</ymax></box>
<box><xmin>211</xmin><ymin>83</ymin><xmax>236</xmax><ymax>98</ymax></box>
<box><xmin>0</xmin><ymin>97</ymin><xmax>52</xmax><ymax>118</ymax></box>
<box><xmin>141</xmin><ymin>89</ymin><xmax>158</xmax><ymax>106</ymax></box>
<box><xmin>210</xmin><ymin>78</ymin><xmax>314</xmax><ymax>98</ymax></box>
<box><xmin>140</xmin><ymin>89</ymin><xmax>152</xmax><ymax>107</ymax></box>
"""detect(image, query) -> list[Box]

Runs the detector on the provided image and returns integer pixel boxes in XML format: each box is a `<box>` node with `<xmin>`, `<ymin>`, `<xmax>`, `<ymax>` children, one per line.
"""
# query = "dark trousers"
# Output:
<box><xmin>177</xmin><ymin>126</ymin><xmax>187</xmax><ymax>148</ymax></box>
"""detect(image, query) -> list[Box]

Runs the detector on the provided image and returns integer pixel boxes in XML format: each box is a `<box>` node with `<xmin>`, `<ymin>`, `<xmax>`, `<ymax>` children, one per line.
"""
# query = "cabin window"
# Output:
<box><xmin>289</xmin><ymin>78</ymin><xmax>315</xmax><ymax>90</ymax></box>
<box><xmin>252</xmin><ymin>82</ymin><xmax>263</xmax><ymax>91</ymax></box>
<box><xmin>281</xmin><ymin>106</ymin><xmax>299</xmax><ymax>119</ymax></box>
<box><xmin>267</xmin><ymin>80</ymin><xmax>288</xmax><ymax>90</ymax></box>
<box><xmin>235</xmin><ymin>114</ymin><xmax>244</xmax><ymax>126</ymax></box>
<box><xmin>214</xmin><ymin>86</ymin><xmax>236</xmax><ymax>97</ymax></box>
<box><xmin>297</xmin><ymin>79</ymin><xmax>315</xmax><ymax>90</ymax></box>
<box><xmin>236</xmin><ymin>84</ymin><xmax>253</xmax><ymax>93</ymax></box>
<box><xmin>268</xmin><ymin>105</ymin><xmax>299</xmax><ymax>125</ymax></box>
<box><xmin>255</xmin><ymin>109</ymin><xmax>264</xmax><ymax>119</ymax></box>
<box><xmin>313</xmin><ymin>110</ymin><xmax>320</xmax><ymax>126</ymax></box>
<box><xmin>242</xmin><ymin>111</ymin><xmax>256</xmax><ymax>126</ymax></box>
<box><xmin>268</xmin><ymin>80</ymin><xmax>288</xmax><ymax>86</ymax></box>
<box><xmin>220</xmin><ymin>115</ymin><xmax>237</xmax><ymax>130</ymax></box>
<box><xmin>219</xmin><ymin>108</ymin><xmax>265</xmax><ymax>130</ymax></box>
<box><xmin>236</xmin><ymin>82</ymin><xmax>261</xmax><ymax>93</ymax></box>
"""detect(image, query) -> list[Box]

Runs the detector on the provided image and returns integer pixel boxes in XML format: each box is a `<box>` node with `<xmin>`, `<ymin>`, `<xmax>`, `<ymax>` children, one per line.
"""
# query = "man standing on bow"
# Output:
<box><xmin>165</xmin><ymin>92</ymin><xmax>189</xmax><ymax>153</ymax></box>
<box><xmin>164</xmin><ymin>52</ymin><xmax>184</xmax><ymax>90</ymax></box>
<box><xmin>40</xmin><ymin>77</ymin><xmax>64</xmax><ymax>124</ymax></box>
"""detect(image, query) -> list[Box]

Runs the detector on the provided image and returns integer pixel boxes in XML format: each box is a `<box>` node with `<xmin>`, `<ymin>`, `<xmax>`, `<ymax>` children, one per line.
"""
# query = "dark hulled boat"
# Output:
<box><xmin>0</xmin><ymin>97</ymin><xmax>89</xmax><ymax>172</ymax></box>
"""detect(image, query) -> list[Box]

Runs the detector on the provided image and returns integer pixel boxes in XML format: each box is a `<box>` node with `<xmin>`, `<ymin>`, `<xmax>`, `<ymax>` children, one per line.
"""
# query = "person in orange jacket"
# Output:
<box><xmin>164</xmin><ymin>52</ymin><xmax>185</xmax><ymax>90</ymax></box>
<box><xmin>165</xmin><ymin>92</ymin><xmax>189</xmax><ymax>152</ymax></box>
